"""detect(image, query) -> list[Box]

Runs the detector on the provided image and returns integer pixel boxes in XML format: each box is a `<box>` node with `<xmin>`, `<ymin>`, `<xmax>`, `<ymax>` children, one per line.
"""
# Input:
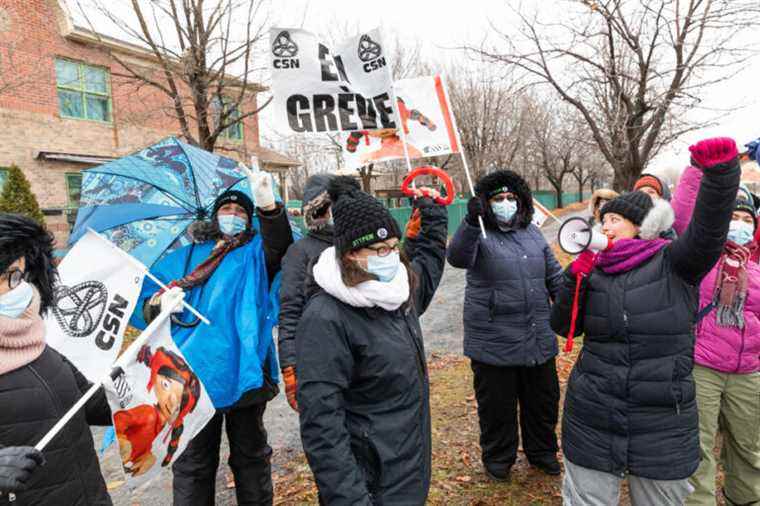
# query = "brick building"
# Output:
<box><xmin>0</xmin><ymin>0</ymin><xmax>297</xmax><ymax>245</ymax></box>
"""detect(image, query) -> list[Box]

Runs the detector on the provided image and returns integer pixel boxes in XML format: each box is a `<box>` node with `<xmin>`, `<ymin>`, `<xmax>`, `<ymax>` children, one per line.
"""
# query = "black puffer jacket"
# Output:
<box><xmin>0</xmin><ymin>347</ymin><xmax>112</xmax><ymax>505</ymax></box>
<box><xmin>447</xmin><ymin>171</ymin><xmax>563</xmax><ymax>367</ymax></box>
<box><xmin>296</xmin><ymin>200</ymin><xmax>447</xmax><ymax>505</ymax></box>
<box><xmin>277</xmin><ymin>228</ymin><xmax>332</xmax><ymax>369</ymax></box>
<box><xmin>551</xmin><ymin>160</ymin><xmax>740</xmax><ymax>480</ymax></box>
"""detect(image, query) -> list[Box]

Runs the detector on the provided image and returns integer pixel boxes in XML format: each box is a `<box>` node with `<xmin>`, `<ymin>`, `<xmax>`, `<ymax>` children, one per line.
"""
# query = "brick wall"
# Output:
<box><xmin>0</xmin><ymin>0</ymin><xmax>263</xmax><ymax>245</ymax></box>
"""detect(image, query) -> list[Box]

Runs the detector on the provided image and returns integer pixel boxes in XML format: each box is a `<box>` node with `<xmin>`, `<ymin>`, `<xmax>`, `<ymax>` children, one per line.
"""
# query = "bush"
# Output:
<box><xmin>0</xmin><ymin>165</ymin><xmax>45</xmax><ymax>224</ymax></box>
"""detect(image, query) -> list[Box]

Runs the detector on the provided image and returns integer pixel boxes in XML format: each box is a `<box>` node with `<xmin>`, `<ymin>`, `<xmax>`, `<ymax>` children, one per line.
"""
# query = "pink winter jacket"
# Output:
<box><xmin>672</xmin><ymin>166</ymin><xmax>760</xmax><ymax>373</ymax></box>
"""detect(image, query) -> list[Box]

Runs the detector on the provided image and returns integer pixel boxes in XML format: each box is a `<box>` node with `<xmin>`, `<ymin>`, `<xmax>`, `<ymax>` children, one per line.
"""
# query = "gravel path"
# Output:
<box><xmin>102</xmin><ymin>211</ymin><xmax>588</xmax><ymax>505</ymax></box>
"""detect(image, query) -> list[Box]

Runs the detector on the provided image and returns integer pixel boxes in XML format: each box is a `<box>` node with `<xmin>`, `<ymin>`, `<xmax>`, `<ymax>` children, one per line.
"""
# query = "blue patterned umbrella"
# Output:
<box><xmin>70</xmin><ymin>137</ymin><xmax>256</xmax><ymax>267</ymax></box>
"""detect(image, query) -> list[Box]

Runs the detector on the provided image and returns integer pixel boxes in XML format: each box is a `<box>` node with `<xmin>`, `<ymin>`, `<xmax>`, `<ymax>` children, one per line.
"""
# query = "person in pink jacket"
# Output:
<box><xmin>671</xmin><ymin>165</ymin><xmax>760</xmax><ymax>506</ymax></box>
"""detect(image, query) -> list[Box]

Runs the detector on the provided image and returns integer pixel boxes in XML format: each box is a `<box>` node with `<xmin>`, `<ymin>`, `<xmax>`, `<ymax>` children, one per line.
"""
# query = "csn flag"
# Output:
<box><xmin>340</xmin><ymin>75</ymin><xmax>461</xmax><ymax>170</ymax></box>
<box><xmin>269</xmin><ymin>27</ymin><xmax>395</xmax><ymax>134</ymax></box>
<box><xmin>105</xmin><ymin>316</ymin><xmax>214</xmax><ymax>486</ymax></box>
<box><xmin>46</xmin><ymin>231</ymin><xmax>144</xmax><ymax>381</ymax></box>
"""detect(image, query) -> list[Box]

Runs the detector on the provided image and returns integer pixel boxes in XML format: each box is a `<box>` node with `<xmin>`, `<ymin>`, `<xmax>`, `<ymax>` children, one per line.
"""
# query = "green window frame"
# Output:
<box><xmin>214</xmin><ymin>97</ymin><xmax>244</xmax><ymax>141</ymax></box>
<box><xmin>65</xmin><ymin>172</ymin><xmax>83</xmax><ymax>208</ymax></box>
<box><xmin>55</xmin><ymin>58</ymin><xmax>112</xmax><ymax>123</ymax></box>
<box><xmin>0</xmin><ymin>168</ymin><xmax>7</xmax><ymax>193</ymax></box>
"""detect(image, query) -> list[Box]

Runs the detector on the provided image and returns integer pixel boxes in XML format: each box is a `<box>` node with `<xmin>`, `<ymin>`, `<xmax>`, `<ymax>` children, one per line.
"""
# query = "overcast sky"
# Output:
<box><xmin>66</xmin><ymin>0</ymin><xmax>760</xmax><ymax>176</ymax></box>
<box><xmin>268</xmin><ymin>0</ymin><xmax>760</xmax><ymax>175</ymax></box>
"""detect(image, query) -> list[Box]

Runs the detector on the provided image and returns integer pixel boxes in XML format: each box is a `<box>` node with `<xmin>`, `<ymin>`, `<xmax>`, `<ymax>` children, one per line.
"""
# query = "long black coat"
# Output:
<box><xmin>277</xmin><ymin>228</ymin><xmax>332</xmax><ymax>370</ymax></box>
<box><xmin>296</xmin><ymin>201</ymin><xmax>447</xmax><ymax>505</ymax></box>
<box><xmin>447</xmin><ymin>221</ymin><xmax>563</xmax><ymax>367</ymax></box>
<box><xmin>550</xmin><ymin>161</ymin><xmax>740</xmax><ymax>480</ymax></box>
<box><xmin>0</xmin><ymin>347</ymin><xmax>112</xmax><ymax>505</ymax></box>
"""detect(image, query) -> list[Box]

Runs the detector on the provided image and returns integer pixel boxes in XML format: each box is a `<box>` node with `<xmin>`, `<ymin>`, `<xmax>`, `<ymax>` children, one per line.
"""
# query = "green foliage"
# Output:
<box><xmin>0</xmin><ymin>165</ymin><xmax>45</xmax><ymax>224</ymax></box>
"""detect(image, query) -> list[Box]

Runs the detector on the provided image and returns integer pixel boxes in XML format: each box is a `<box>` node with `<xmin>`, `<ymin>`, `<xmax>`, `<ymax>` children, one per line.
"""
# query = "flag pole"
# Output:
<box><xmin>439</xmin><ymin>74</ymin><xmax>487</xmax><ymax>238</ymax></box>
<box><xmin>35</xmin><ymin>306</ymin><xmax>177</xmax><ymax>451</ymax></box>
<box><xmin>86</xmin><ymin>229</ymin><xmax>211</xmax><ymax>325</ymax></box>
<box><xmin>533</xmin><ymin>198</ymin><xmax>562</xmax><ymax>225</ymax></box>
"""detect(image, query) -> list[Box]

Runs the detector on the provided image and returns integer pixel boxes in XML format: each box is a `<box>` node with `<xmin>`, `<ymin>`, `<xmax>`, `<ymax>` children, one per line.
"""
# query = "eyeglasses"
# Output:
<box><xmin>2</xmin><ymin>268</ymin><xmax>26</xmax><ymax>290</ymax></box>
<box><xmin>367</xmin><ymin>243</ymin><xmax>400</xmax><ymax>258</ymax></box>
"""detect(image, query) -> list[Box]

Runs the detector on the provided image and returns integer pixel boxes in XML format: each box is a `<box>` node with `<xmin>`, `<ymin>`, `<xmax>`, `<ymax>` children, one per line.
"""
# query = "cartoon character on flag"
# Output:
<box><xmin>105</xmin><ymin>317</ymin><xmax>214</xmax><ymax>483</ymax></box>
<box><xmin>345</xmin><ymin>96</ymin><xmax>438</xmax><ymax>162</ymax></box>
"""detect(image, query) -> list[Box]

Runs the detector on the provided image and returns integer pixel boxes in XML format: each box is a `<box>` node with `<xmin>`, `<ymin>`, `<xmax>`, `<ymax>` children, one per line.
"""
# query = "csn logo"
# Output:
<box><xmin>358</xmin><ymin>34</ymin><xmax>386</xmax><ymax>73</ymax></box>
<box><xmin>272</xmin><ymin>30</ymin><xmax>300</xmax><ymax>69</ymax></box>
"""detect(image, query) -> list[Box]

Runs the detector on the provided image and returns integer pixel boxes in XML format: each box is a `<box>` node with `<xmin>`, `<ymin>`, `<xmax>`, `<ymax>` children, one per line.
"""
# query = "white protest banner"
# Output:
<box><xmin>46</xmin><ymin>230</ymin><xmax>144</xmax><ymax>381</ymax></box>
<box><xmin>105</xmin><ymin>316</ymin><xmax>215</xmax><ymax>486</ymax></box>
<box><xmin>269</xmin><ymin>27</ymin><xmax>395</xmax><ymax>134</ymax></box>
<box><xmin>340</xmin><ymin>75</ymin><xmax>460</xmax><ymax>170</ymax></box>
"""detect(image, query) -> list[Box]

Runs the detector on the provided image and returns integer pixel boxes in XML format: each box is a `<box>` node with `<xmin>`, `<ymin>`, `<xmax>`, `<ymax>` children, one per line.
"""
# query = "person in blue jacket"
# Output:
<box><xmin>132</xmin><ymin>170</ymin><xmax>292</xmax><ymax>506</ymax></box>
<box><xmin>447</xmin><ymin>169</ymin><xmax>564</xmax><ymax>481</ymax></box>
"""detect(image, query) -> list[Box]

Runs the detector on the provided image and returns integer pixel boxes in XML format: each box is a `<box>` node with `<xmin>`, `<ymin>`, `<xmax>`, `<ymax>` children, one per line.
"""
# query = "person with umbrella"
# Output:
<box><xmin>135</xmin><ymin>166</ymin><xmax>292</xmax><ymax>506</ymax></box>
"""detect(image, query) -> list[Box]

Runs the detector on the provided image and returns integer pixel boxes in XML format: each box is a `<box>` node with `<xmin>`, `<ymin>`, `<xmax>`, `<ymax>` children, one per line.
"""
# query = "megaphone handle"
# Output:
<box><xmin>564</xmin><ymin>273</ymin><xmax>585</xmax><ymax>353</ymax></box>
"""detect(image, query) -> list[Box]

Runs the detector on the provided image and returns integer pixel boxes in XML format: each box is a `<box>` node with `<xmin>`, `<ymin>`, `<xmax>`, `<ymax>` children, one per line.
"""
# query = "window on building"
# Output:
<box><xmin>213</xmin><ymin>97</ymin><xmax>244</xmax><ymax>141</ymax></box>
<box><xmin>55</xmin><ymin>59</ymin><xmax>112</xmax><ymax>122</ymax></box>
<box><xmin>0</xmin><ymin>168</ymin><xmax>7</xmax><ymax>193</ymax></box>
<box><xmin>65</xmin><ymin>172</ymin><xmax>83</xmax><ymax>208</ymax></box>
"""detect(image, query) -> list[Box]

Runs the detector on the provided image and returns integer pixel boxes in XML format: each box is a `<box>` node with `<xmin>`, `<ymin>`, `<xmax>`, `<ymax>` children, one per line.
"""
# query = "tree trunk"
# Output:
<box><xmin>613</xmin><ymin>162</ymin><xmax>643</xmax><ymax>192</ymax></box>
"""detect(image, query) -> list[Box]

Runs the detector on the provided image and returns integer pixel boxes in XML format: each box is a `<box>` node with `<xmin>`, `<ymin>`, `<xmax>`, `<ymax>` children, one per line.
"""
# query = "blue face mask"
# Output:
<box><xmin>0</xmin><ymin>281</ymin><xmax>34</xmax><ymax>319</ymax></box>
<box><xmin>217</xmin><ymin>214</ymin><xmax>247</xmax><ymax>236</ymax></box>
<box><xmin>366</xmin><ymin>251</ymin><xmax>401</xmax><ymax>282</ymax></box>
<box><xmin>491</xmin><ymin>199</ymin><xmax>518</xmax><ymax>223</ymax></box>
<box><xmin>727</xmin><ymin>220</ymin><xmax>754</xmax><ymax>245</ymax></box>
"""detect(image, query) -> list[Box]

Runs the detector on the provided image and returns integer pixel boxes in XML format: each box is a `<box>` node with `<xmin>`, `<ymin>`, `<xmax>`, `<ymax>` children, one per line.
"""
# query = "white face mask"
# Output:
<box><xmin>366</xmin><ymin>251</ymin><xmax>401</xmax><ymax>282</ymax></box>
<box><xmin>491</xmin><ymin>199</ymin><xmax>518</xmax><ymax>223</ymax></box>
<box><xmin>727</xmin><ymin>220</ymin><xmax>755</xmax><ymax>245</ymax></box>
<box><xmin>0</xmin><ymin>281</ymin><xmax>33</xmax><ymax>319</ymax></box>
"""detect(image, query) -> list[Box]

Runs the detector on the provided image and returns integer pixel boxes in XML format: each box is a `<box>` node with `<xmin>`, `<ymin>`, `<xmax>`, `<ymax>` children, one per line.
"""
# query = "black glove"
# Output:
<box><xmin>0</xmin><ymin>446</ymin><xmax>45</xmax><ymax>493</ymax></box>
<box><xmin>466</xmin><ymin>196</ymin><xmax>484</xmax><ymax>226</ymax></box>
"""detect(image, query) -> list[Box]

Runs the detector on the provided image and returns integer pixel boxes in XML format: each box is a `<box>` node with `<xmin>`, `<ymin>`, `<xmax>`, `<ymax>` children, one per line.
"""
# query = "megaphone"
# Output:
<box><xmin>558</xmin><ymin>217</ymin><xmax>612</xmax><ymax>255</ymax></box>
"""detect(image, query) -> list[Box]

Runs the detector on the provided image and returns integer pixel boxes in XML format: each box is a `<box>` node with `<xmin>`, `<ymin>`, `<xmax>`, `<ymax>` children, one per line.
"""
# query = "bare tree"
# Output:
<box><xmin>265</xmin><ymin>132</ymin><xmax>341</xmax><ymax>199</ymax></box>
<box><xmin>78</xmin><ymin>0</ymin><xmax>271</xmax><ymax>152</ymax></box>
<box><xmin>447</xmin><ymin>68</ymin><xmax>526</xmax><ymax>182</ymax></box>
<box><xmin>475</xmin><ymin>0</ymin><xmax>760</xmax><ymax>190</ymax></box>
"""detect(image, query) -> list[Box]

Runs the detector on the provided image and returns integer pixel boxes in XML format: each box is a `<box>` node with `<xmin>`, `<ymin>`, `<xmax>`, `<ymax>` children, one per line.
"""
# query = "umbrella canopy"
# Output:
<box><xmin>70</xmin><ymin>137</ymin><xmax>255</xmax><ymax>267</ymax></box>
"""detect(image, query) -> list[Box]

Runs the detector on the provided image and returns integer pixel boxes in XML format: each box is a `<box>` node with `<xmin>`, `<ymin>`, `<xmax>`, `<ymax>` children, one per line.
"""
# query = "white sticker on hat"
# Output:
<box><xmin>377</xmin><ymin>227</ymin><xmax>388</xmax><ymax>239</ymax></box>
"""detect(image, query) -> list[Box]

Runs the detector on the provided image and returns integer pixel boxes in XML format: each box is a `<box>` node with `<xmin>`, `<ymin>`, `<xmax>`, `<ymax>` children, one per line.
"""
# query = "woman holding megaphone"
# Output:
<box><xmin>550</xmin><ymin>138</ymin><xmax>741</xmax><ymax>505</ymax></box>
<box><xmin>447</xmin><ymin>170</ymin><xmax>564</xmax><ymax>481</ymax></box>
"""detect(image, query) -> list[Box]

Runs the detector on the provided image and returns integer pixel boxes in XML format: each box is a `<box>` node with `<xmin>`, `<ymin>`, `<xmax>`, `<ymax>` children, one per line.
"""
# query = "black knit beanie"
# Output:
<box><xmin>213</xmin><ymin>190</ymin><xmax>254</xmax><ymax>221</ymax></box>
<box><xmin>328</xmin><ymin>176</ymin><xmax>401</xmax><ymax>254</ymax></box>
<box><xmin>600</xmin><ymin>191</ymin><xmax>653</xmax><ymax>226</ymax></box>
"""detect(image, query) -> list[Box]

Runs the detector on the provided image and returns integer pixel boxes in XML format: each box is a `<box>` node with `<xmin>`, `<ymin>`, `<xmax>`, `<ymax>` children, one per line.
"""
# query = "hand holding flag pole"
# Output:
<box><xmin>87</xmin><ymin>229</ymin><xmax>210</xmax><ymax>326</ymax></box>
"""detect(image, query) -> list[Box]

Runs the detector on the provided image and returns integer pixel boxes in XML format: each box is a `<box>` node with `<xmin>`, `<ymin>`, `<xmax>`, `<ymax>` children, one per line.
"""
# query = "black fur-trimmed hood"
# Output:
<box><xmin>474</xmin><ymin>170</ymin><xmax>534</xmax><ymax>229</ymax></box>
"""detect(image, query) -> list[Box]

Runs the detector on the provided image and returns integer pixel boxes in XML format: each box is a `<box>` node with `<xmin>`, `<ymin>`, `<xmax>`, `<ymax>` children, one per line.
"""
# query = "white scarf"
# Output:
<box><xmin>313</xmin><ymin>247</ymin><xmax>410</xmax><ymax>311</ymax></box>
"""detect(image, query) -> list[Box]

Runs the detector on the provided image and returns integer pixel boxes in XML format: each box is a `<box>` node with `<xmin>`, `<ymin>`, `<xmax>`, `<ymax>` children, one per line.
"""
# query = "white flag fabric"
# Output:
<box><xmin>45</xmin><ymin>231</ymin><xmax>144</xmax><ymax>381</ymax></box>
<box><xmin>532</xmin><ymin>199</ymin><xmax>552</xmax><ymax>228</ymax></box>
<box><xmin>105</xmin><ymin>317</ymin><xmax>214</xmax><ymax>486</ymax></box>
<box><xmin>269</xmin><ymin>27</ymin><xmax>395</xmax><ymax>133</ymax></box>
<box><xmin>340</xmin><ymin>75</ymin><xmax>461</xmax><ymax>170</ymax></box>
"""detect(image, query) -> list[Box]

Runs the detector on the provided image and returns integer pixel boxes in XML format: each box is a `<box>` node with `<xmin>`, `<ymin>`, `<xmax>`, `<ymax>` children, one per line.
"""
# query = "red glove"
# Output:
<box><xmin>689</xmin><ymin>137</ymin><xmax>739</xmax><ymax>169</ymax></box>
<box><xmin>282</xmin><ymin>367</ymin><xmax>298</xmax><ymax>412</ymax></box>
<box><xmin>570</xmin><ymin>250</ymin><xmax>596</xmax><ymax>277</ymax></box>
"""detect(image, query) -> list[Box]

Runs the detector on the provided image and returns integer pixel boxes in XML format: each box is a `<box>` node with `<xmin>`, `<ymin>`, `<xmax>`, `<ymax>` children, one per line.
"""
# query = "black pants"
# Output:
<box><xmin>172</xmin><ymin>402</ymin><xmax>273</xmax><ymax>506</ymax></box>
<box><xmin>471</xmin><ymin>357</ymin><xmax>560</xmax><ymax>467</ymax></box>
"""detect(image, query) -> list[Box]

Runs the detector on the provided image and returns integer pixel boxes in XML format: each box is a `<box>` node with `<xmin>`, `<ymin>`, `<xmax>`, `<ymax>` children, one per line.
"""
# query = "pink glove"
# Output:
<box><xmin>689</xmin><ymin>137</ymin><xmax>738</xmax><ymax>170</ymax></box>
<box><xmin>570</xmin><ymin>250</ymin><xmax>596</xmax><ymax>277</ymax></box>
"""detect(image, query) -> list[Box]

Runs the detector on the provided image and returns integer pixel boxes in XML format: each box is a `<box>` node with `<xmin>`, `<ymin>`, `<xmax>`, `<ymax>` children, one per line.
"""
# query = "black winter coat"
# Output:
<box><xmin>277</xmin><ymin>228</ymin><xmax>332</xmax><ymax>370</ymax></box>
<box><xmin>550</xmin><ymin>161</ymin><xmax>740</xmax><ymax>480</ymax></box>
<box><xmin>0</xmin><ymin>347</ymin><xmax>112</xmax><ymax>505</ymax></box>
<box><xmin>447</xmin><ymin>221</ymin><xmax>563</xmax><ymax>367</ymax></box>
<box><xmin>296</xmin><ymin>201</ymin><xmax>447</xmax><ymax>505</ymax></box>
